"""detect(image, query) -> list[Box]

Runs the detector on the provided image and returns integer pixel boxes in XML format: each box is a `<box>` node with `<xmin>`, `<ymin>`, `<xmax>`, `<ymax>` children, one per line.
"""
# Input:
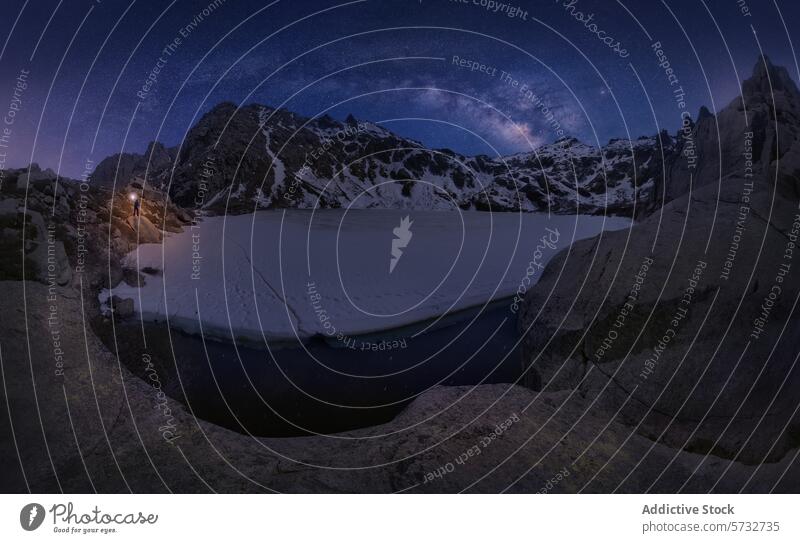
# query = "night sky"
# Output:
<box><xmin>1</xmin><ymin>0</ymin><xmax>799</xmax><ymax>178</ymax></box>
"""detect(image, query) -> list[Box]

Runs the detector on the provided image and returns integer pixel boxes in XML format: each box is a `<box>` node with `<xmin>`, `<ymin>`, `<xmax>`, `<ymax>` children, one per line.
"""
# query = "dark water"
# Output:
<box><xmin>102</xmin><ymin>299</ymin><xmax>524</xmax><ymax>437</ymax></box>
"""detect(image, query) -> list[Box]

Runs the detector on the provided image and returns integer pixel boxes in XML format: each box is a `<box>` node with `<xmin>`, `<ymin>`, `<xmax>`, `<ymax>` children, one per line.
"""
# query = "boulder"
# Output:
<box><xmin>24</xmin><ymin>210</ymin><xmax>72</xmax><ymax>286</ymax></box>
<box><xmin>0</xmin><ymin>197</ymin><xmax>19</xmax><ymax>215</ymax></box>
<box><xmin>122</xmin><ymin>267</ymin><xmax>145</xmax><ymax>287</ymax></box>
<box><xmin>110</xmin><ymin>295</ymin><xmax>135</xmax><ymax>318</ymax></box>
<box><xmin>126</xmin><ymin>215</ymin><xmax>162</xmax><ymax>243</ymax></box>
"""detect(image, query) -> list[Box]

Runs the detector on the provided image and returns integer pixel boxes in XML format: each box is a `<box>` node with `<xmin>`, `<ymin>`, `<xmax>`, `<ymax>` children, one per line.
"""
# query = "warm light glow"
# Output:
<box><xmin>129</xmin><ymin>193</ymin><xmax>138</xmax><ymax>201</ymax></box>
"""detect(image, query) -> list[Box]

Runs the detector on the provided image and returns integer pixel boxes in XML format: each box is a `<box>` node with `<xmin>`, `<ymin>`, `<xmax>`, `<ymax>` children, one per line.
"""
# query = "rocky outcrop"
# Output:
<box><xmin>0</xmin><ymin>166</ymin><xmax>192</xmax><ymax>291</ymax></box>
<box><xmin>655</xmin><ymin>56</ymin><xmax>800</xmax><ymax>207</ymax></box>
<box><xmin>519</xmin><ymin>57</ymin><xmax>800</xmax><ymax>466</ymax></box>
<box><xmin>91</xmin><ymin>141</ymin><xmax>177</xmax><ymax>189</ymax></box>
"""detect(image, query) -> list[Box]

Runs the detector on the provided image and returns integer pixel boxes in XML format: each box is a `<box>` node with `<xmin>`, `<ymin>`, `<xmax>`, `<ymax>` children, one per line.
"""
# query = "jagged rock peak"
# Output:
<box><xmin>697</xmin><ymin>105</ymin><xmax>713</xmax><ymax>120</ymax></box>
<box><xmin>555</xmin><ymin>136</ymin><xmax>581</xmax><ymax>146</ymax></box>
<box><xmin>205</xmin><ymin>101</ymin><xmax>239</xmax><ymax>116</ymax></box>
<box><xmin>743</xmin><ymin>55</ymin><xmax>799</xmax><ymax>97</ymax></box>
<box><xmin>145</xmin><ymin>141</ymin><xmax>164</xmax><ymax>152</ymax></box>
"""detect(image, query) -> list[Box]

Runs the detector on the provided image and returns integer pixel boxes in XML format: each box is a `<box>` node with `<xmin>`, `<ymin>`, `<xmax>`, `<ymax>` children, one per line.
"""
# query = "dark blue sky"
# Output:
<box><xmin>1</xmin><ymin>0</ymin><xmax>799</xmax><ymax>178</ymax></box>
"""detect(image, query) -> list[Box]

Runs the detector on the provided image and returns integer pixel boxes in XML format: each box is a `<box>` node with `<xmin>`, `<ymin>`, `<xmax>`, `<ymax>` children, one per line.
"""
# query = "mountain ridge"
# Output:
<box><xmin>90</xmin><ymin>56</ymin><xmax>797</xmax><ymax>218</ymax></box>
<box><xmin>91</xmin><ymin>105</ymin><xmax>667</xmax><ymax>217</ymax></box>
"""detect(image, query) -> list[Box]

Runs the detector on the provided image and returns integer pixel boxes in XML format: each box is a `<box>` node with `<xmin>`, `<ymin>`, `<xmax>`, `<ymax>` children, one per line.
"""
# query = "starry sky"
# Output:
<box><xmin>1</xmin><ymin>0</ymin><xmax>799</xmax><ymax>178</ymax></box>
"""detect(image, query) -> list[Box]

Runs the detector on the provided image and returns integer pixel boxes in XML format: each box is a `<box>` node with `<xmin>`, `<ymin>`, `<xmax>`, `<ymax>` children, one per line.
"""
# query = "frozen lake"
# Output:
<box><xmin>103</xmin><ymin>209</ymin><xmax>630</xmax><ymax>344</ymax></box>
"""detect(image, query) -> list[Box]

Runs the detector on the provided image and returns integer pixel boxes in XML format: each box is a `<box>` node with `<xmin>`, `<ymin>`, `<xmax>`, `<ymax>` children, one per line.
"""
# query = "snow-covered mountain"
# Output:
<box><xmin>92</xmin><ymin>102</ymin><xmax>674</xmax><ymax>216</ymax></box>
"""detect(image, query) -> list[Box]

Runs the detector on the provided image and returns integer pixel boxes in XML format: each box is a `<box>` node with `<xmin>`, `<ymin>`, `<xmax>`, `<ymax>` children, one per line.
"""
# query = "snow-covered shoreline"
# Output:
<box><xmin>102</xmin><ymin>209</ymin><xmax>630</xmax><ymax>344</ymax></box>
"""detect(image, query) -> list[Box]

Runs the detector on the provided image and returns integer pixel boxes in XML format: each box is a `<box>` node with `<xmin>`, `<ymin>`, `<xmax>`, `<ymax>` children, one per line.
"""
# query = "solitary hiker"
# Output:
<box><xmin>132</xmin><ymin>194</ymin><xmax>141</xmax><ymax>217</ymax></box>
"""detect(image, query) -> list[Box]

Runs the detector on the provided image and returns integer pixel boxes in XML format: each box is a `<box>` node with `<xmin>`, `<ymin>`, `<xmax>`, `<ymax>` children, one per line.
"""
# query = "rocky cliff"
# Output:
<box><xmin>519</xmin><ymin>56</ymin><xmax>800</xmax><ymax>467</ymax></box>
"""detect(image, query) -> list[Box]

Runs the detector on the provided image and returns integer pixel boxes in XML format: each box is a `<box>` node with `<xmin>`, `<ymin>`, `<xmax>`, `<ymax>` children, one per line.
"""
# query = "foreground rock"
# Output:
<box><xmin>2</xmin><ymin>280</ymin><xmax>797</xmax><ymax>492</ymax></box>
